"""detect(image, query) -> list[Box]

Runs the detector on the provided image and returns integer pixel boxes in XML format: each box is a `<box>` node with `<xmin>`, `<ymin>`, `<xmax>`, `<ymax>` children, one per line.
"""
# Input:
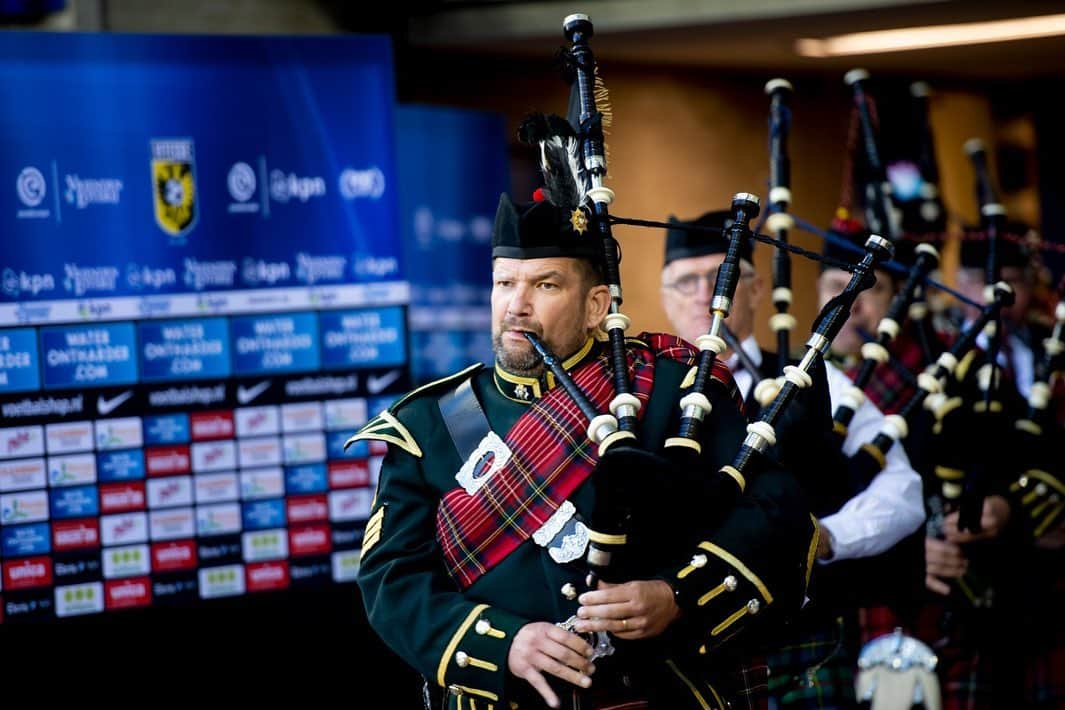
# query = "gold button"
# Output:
<box><xmin>690</xmin><ymin>553</ymin><xmax>708</xmax><ymax>568</ymax></box>
<box><xmin>723</xmin><ymin>575</ymin><xmax>738</xmax><ymax>592</ymax></box>
<box><xmin>561</xmin><ymin>583</ymin><xmax>577</xmax><ymax>600</ymax></box>
<box><xmin>455</xmin><ymin>651</ymin><xmax>470</xmax><ymax>667</ymax></box>
<box><xmin>475</xmin><ymin>619</ymin><xmax>491</xmax><ymax>635</ymax></box>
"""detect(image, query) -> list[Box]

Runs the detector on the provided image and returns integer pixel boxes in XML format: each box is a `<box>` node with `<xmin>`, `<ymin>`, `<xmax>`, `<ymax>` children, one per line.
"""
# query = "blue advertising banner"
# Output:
<box><xmin>0</xmin><ymin>32</ymin><xmax>416</xmax><ymax>623</ymax></box>
<box><xmin>49</xmin><ymin>485</ymin><xmax>100</xmax><ymax>519</ymax></box>
<box><xmin>231</xmin><ymin>312</ymin><xmax>320</xmax><ymax>375</ymax></box>
<box><xmin>143</xmin><ymin>414</ymin><xmax>190</xmax><ymax>446</ymax></box>
<box><xmin>39</xmin><ymin>322</ymin><xmax>139</xmax><ymax>389</ymax></box>
<box><xmin>0</xmin><ymin>32</ymin><xmax>406</xmax><ymax>321</ymax></box>
<box><xmin>396</xmin><ymin>106</ymin><xmax>508</xmax><ymax>383</ymax></box>
<box><xmin>319</xmin><ymin>306</ymin><xmax>406</xmax><ymax>370</ymax></box>
<box><xmin>0</xmin><ymin>328</ymin><xmax>40</xmax><ymax>393</ymax></box>
<box><xmin>139</xmin><ymin>318</ymin><xmax>231</xmax><ymax>383</ymax></box>
<box><xmin>1</xmin><ymin>522</ymin><xmax>51</xmax><ymax>557</ymax></box>
<box><xmin>96</xmin><ymin>449</ymin><xmax>146</xmax><ymax>482</ymax></box>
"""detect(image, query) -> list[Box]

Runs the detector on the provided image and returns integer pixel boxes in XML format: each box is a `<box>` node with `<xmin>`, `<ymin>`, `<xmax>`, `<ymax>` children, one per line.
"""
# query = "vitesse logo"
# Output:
<box><xmin>151</xmin><ymin>139</ymin><xmax>198</xmax><ymax>240</ymax></box>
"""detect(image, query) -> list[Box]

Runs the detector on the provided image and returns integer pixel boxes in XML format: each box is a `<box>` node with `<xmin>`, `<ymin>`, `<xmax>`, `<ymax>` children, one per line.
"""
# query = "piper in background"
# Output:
<box><xmin>659</xmin><ymin>212</ymin><xmax>924</xmax><ymax>708</ymax></box>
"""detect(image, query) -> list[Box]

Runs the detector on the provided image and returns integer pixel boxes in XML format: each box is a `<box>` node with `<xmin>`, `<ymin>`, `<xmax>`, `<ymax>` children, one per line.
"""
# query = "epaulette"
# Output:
<box><xmin>344</xmin><ymin>363</ymin><xmax>483</xmax><ymax>458</ymax></box>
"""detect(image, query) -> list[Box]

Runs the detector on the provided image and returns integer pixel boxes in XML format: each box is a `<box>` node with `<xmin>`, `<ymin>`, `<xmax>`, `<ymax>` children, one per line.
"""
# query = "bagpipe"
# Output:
<box><xmin>940</xmin><ymin>138</ymin><xmax>1012</xmax><ymax>536</ymax></box>
<box><xmin>1009</xmin><ymin>280</ymin><xmax>1065</xmax><ymax>539</ymax></box>
<box><xmin>519</xmin><ymin>17</ymin><xmax>894</xmax><ymax>594</ymax></box>
<box><xmin>829</xmin><ymin>242</ymin><xmax>940</xmax><ymax>448</ymax></box>
<box><xmin>907</xmin><ymin>81</ymin><xmax>950</xmax><ymax>366</ymax></box>
<box><xmin>842</xmin><ymin>282</ymin><xmax>1013</xmax><ymax>498</ymax></box>
<box><xmin>764</xmin><ymin>78</ymin><xmax>798</xmax><ymax>380</ymax></box>
<box><xmin>781</xmin><ymin>71</ymin><xmax>958</xmax><ymax>492</ymax></box>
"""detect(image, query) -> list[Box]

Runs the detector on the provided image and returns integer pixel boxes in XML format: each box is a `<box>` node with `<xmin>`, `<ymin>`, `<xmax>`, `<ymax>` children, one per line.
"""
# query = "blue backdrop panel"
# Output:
<box><xmin>396</xmin><ymin>105</ymin><xmax>509</xmax><ymax>383</ymax></box>
<box><xmin>0</xmin><ymin>32</ymin><xmax>412</xmax><ymax>624</ymax></box>
<box><xmin>0</xmin><ymin>32</ymin><xmax>403</xmax><ymax>309</ymax></box>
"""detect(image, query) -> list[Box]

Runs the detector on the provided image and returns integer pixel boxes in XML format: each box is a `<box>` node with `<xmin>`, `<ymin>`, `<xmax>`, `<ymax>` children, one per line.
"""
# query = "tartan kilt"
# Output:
<box><xmin>914</xmin><ymin>602</ymin><xmax>998</xmax><ymax>710</ymax></box>
<box><xmin>597</xmin><ymin>654</ymin><xmax>771</xmax><ymax>710</ymax></box>
<box><xmin>857</xmin><ymin>605</ymin><xmax>904</xmax><ymax>646</ymax></box>
<box><xmin>765</xmin><ymin>615</ymin><xmax>858</xmax><ymax>709</ymax></box>
<box><xmin>456</xmin><ymin>653</ymin><xmax>772</xmax><ymax>709</ymax></box>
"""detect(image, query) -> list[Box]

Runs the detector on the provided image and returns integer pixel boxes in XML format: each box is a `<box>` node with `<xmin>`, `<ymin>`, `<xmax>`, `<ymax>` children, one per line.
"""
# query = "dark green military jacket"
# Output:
<box><xmin>352</xmin><ymin>337</ymin><xmax>817</xmax><ymax>709</ymax></box>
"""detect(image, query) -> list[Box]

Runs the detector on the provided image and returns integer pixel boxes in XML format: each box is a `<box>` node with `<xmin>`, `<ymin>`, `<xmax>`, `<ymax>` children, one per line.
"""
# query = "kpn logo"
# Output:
<box><xmin>151</xmin><ymin>139</ymin><xmax>198</xmax><ymax>243</ymax></box>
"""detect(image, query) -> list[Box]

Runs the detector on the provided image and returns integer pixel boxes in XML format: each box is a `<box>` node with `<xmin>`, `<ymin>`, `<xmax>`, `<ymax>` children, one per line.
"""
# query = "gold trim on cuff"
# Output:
<box><xmin>711</xmin><ymin>604</ymin><xmax>750</xmax><ymax>637</ymax></box>
<box><xmin>449</xmin><ymin>685</ymin><xmax>500</xmax><ymax>703</ymax></box>
<box><xmin>698</xmin><ymin>541</ymin><xmax>773</xmax><ymax>603</ymax></box>
<box><xmin>697</xmin><ymin>581</ymin><xmax>729</xmax><ymax>607</ymax></box>
<box><xmin>1022</xmin><ymin>469</ymin><xmax>1065</xmax><ymax>496</ymax></box>
<box><xmin>438</xmin><ymin>604</ymin><xmax>490</xmax><ymax>687</ymax></box>
<box><xmin>1035</xmin><ymin>503</ymin><xmax>1064</xmax><ymax>537</ymax></box>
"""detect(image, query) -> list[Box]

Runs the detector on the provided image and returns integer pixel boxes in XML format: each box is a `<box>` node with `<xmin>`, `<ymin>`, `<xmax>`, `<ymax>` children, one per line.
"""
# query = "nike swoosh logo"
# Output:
<box><xmin>367</xmin><ymin>369</ymin><xmax>401</xmax><ymax>395</ymax></box>
<box><xmin>97</xmin><ymin>390</ymin><xmax>134</xmax><ymax>416</ymax></box>
<box><xmin>237</xmin><ymin>380</ymin><xmax>272</xmax><ymax>405</ymax></box>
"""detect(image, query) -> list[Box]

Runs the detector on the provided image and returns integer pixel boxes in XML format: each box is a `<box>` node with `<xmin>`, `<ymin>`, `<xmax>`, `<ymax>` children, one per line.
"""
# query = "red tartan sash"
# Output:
<box><xmin>435</xmin><ymin>332</ymin><xmax>740</xmax><ymax>590</ymax></box>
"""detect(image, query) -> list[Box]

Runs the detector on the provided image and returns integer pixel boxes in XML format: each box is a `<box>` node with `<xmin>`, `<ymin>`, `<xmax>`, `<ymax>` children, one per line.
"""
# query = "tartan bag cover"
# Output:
<box><xmin>435</xmin><ymin>332</ymin><xmax>740</xmax><ymax>589</ymax></box>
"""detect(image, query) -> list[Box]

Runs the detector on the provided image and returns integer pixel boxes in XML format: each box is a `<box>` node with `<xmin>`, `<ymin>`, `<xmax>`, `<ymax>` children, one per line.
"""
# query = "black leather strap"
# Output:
<box><xmin>438</xmin><ymin>376</ymin><xmax>490</xmax><ymax>462</ymax></box>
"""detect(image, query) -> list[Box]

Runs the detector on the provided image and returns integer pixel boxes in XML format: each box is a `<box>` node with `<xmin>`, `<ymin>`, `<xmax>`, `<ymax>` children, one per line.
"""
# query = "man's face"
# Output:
<box><xmin>491</xmin><ymin>257</ymin><xmax>609</xmax><ymax>376</ymax></box>
<box><xmin>817</xmin><ymin>267</ymin><xmax>894</xmax><ymax>358</ymax></box>
<box><xmin>660</xmin><ymin>253</ymin><xmax>763</xmax><ymax>346</ymax></box>
<box><xmin>956</xmin><ymin>265</ymin><xmax>1032</xmax><ymax>325</ymax></box>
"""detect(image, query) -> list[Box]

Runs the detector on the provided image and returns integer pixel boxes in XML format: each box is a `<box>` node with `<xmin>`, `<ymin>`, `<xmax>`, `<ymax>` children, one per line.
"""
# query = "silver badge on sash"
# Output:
<box><xmin>455</xmin><ymin>431</ymin><xmax>511</xmax><ymax>495</ymax></box>
<box><xmin>532</xmin><ymin>501</ymin><xmax>590</xmax><ymax>564</ymax></box>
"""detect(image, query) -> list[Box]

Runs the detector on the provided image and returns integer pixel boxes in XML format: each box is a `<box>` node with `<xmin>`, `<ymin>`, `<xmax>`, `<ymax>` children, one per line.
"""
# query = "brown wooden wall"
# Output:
<box><xmin>400</xmin><ymin>52</ymin><xmax>1027</xmax><ymax>344</ymax></box>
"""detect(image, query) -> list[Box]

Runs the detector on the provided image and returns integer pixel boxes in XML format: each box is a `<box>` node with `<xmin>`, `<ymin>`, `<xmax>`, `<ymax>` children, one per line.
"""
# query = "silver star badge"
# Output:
<box><xmin>514</xmin><ymin>383</ymin><xmax>530</xmax><ymax>400</ymax></box>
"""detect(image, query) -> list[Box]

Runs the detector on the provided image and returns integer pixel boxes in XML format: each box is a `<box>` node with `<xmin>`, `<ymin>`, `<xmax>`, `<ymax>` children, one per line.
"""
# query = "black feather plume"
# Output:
<box><xmin>518</xmin><ymin>112</ymin><xmax>587</xmax><ymax>213</ymax></box>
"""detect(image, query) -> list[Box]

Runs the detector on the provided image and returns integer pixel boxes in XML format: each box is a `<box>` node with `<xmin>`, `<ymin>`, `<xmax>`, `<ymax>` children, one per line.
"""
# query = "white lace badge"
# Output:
<box><xmin>455</xmin><ymin>431</ymin><xmax>512</xmax><ymax>495</ymax></box>
<box><xmin>532</xmin><ymin>501</ymin><xmax>590</xmax><ymax>564</ymax></box>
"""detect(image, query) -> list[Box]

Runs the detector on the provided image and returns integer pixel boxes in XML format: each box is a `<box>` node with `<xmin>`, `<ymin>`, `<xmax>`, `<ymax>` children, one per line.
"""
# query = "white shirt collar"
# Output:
<box><xmin>724</xmin><ymin>334</ymin><xmax>762</xmax><ymax>369</ymax></box>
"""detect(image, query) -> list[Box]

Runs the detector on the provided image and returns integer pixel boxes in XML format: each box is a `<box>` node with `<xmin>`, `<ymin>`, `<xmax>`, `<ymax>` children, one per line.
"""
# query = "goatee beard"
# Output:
<box><xmin>492</xmin><ymin>334</ymin><xmax>544</xmax><ymax>377</ymax></box>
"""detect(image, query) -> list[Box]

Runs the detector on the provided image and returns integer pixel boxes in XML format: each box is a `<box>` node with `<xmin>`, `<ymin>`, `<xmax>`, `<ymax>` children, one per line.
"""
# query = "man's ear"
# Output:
<box><xmin>586</xmin><ymin>284</ymin><xmax>612</xmax><ymax>330</ymax></box>
<box><xmin>748</xmin><ymin>269</ymin><xmax>766</xmax><ymax>305</ymax></box>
